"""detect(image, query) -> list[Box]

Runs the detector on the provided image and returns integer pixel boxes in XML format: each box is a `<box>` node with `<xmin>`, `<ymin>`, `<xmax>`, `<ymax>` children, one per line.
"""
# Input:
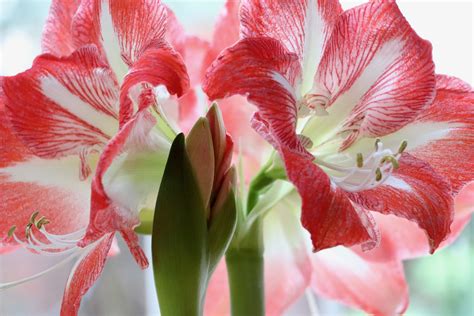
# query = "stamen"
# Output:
<box><xmin>29</xmin><ymin>211</ymin><xmax>39</xmax><ymax>224</ymax></box>
<box><xmin>375</xmin><ymin>168</ymin><xmax>382</xmax><ymax>181</ymax></box>
<box><xmin>7</xmin><ymin>226</ymin><xmax>16</xmax><ymax>238</ymax></box>
<box><xmin>356</xmin><ymin>153</ymin><xmax>364</xmax><ymax>168</ymax></box>
<box><xmin>398</xmin><ymin>140</ymin><xmax>408</xmax><ymax>154</ymax></box>
<box><xmin>381</xmin><ymin>156</ymin><xmax>400</xmax><ymax>169</ymax></box>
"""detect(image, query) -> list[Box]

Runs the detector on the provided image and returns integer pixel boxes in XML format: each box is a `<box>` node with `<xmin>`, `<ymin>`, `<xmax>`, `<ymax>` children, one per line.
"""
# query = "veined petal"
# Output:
<box><xmin>348</xmin><ymin>154</ymin><xmax>453</xmax><ymax>253</ymax></box>
<box><xmin>202</xmin><ymin>0</ymin><xmax>240</xmax><ymax>82</ymax></box>
<box><xmin>119</xmin><ymin>45</ymin><xmax>189</xmax><ymax>125</ymax></box>
<box><xmin>311</xmin><ymin>0</ymin><xmax>435</xmax><ymax>149</ymax></box>
<box><xmin>80</xmin><ymin>96</ymin><xmax>168</xmax><ymax>268</ymax></box>
<box><xmin>41</xmin><ymin>0</ymin><xmax>81</xmax><ymax>56</ymax></box>
<box><xmin>0</xmin><ymin>116</ymin><xmax>90</xmax><ymax>245</ymax></box>
<box><xmin>281</xmin><ymin>147</ymin><xmax>378</xmax><ymax>251</ymax></box>
<box><xmin>204</xmin><ymin>37</ymin><xmax>306</xmax><ymax>154</ymax></box>
<box><xmin>241</xmin><ymin>0</ymin><xmax>342</xmax><ymax>93</ymax></box>
<box><xmin>347</xmin><ymin>75</ymin><xmax>474</xmax><ymax>194</ymax></box>
<box><xmin>72</xmin><ymin>0</ymin><xmax>167</xmax><ymax>80</ymax></box>
<box><xmin>2</xmin><ymin>46</ymin><xmax>119</xmax><ymax>180</ymax></box>
<box><xmin>357</xmin><ymin>183</ymin><xmax>474</xmax><ymax>262</ymax></box>
<box><xmin>60</xmin><ymin>233</ymin><xmax>114</xmax><ymax>316</ymax></box>
<box><xmin>312</xmin><ymin>247</ymin><xmax>408</xmax><ymax>315</ymax></box>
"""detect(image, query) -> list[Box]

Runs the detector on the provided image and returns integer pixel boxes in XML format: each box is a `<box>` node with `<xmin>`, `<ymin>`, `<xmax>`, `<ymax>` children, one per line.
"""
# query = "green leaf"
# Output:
<box><xmin>207</xmin><ymin>189</ymin><xmax>237</xmax><ymax>274</ymax></box>
<box><xmin>152</xmin><ymin>134</ymin><xmax>208</xmax><ymax>316</ymax></box>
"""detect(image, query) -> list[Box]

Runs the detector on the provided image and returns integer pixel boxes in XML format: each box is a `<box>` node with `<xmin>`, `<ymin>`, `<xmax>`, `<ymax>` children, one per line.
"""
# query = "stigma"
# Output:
<box><xmin>314</xmin><ymin>139</ymin><xmax>407</xmax><ymax>192</ymax></box>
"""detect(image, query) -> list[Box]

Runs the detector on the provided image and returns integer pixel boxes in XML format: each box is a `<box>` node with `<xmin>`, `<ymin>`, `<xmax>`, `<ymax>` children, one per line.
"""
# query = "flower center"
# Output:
<box><xmin>312</xmin><ymin>139</ymin><xmax>407</xmax><ymax>192</ymax></box>
<box><xmin>297</xmin><ymin>93</ymin><xmax>330</xmax><ymax>118</ymax></box>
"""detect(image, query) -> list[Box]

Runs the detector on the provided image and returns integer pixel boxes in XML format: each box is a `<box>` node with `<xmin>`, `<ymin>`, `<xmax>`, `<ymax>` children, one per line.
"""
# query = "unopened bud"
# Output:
<box><xmin>211</xmin><ymin>166</ymin><xmax>236</xmax><ymax>218</ymax></box>
<box><xmin>186</xmin><ymin>117</ymin><xmax>215</xmax><ymax>216</ymax></box>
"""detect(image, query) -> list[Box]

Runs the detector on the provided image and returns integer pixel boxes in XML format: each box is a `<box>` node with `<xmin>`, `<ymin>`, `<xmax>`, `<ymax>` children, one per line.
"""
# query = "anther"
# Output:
<box><xmin>29</xmin><ymin>211</ymin><xmax>40</xmax><ymax>224</ymax></box>
<box><xmin>381</xmin><ymin>156</ymin><xmax>400</xmax><ymax>169</ymax></box>
<box><xmin>375</xmin><ymin>168</ymin><xmax>382</xmax><ymax>181</ymax></box>
<box><xmin>36</xmin><ymin>217</ymin><xmax>50</xmax><ymax>229</ymax></box>
<box><xmin>25</xmin><ymin>223</ymin><xmax>33</xmax><ymax>240</ymax></box>
<box><xmin>356</xmin><ymin>153</ymin><xmax>364</xmax><ymax>168</ymax></box>
<box><xmin>398</xmin><ymin>140</ymin><xmax>408</xmax><ymax>154</ymax></box>
<box><xmin>7</xmin><ymin>226</ymin><xmax>16</xmax><ymax>238</ymax></box>
<box><xmin>374</xmin><ymin>138</ymin><xmax>381</xmax><ymax>150</ymax></box>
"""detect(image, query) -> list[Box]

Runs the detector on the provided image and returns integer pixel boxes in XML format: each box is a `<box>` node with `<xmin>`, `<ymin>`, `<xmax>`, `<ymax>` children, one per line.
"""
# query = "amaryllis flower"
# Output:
<box><xmin>0</xmin><ymin>0</ymin><xmax>189</xmax><ymax>314</ymax></box>
<box><xmin>201</xmin><ymin>0</ymin><xmax>474</xmax><ymax>314</ymax></box>
<box><xmin>204</xmin><ymin>0</ymin><xmax>474</xmax><ymax>255</ymax></box>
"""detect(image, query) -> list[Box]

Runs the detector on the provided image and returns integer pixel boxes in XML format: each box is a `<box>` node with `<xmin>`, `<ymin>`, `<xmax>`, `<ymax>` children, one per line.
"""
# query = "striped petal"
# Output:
<box><xmin>202</xmin><ymin>0</ymin><xmax>240</xmax><ymax>82</ymax></box>
<box><xmin>80</xmin><ymin>93</ymin><xmax>170</xmax><ymax>268</ymax></box>
<box><xmin>60</xmin><ymin>233</ymin><xmax>114</xmax><ymax>316</ymax></box>
<box><xmin>356</xmin><ymin>183</ymin><xmax>474</xmax><ymax>262</ymax></box>
<box><xmin>72</xmin><ymin>0</ymin><xmax>167</xmax><ymax>80</ymax></box>
<box><xmin>119</xmin><ymin>45</ymin><xmax>189</xmax><ymax>125</ymax></box>
<box><xmin>346</xmin><ymin>75</ymin><xmax>474</xmax><ymax>194</ymax></box>
<box><xmin>312</xmin><ymin>247</ymin><xmax>408</xmax><ymax>315</ymax></box>
<box><xmin>281</xmin><ymin>147</ymin><xmax>378</xmax><ymax>252</ymax></box>
<box><xmin>0</xmin><ymin>114</ymin><xmax>90</xmax><ymax>246</ymax></box>
<box><xmin>241</xmin><ymin>0</ymin><xmax>342</xmax><ymax>93</ymax></box>
<box><xmin>311</xmin><ymin>0</ymin><xmax>435</xmax><ymax>149</ymax></box>
<box><xmin>2</xmin><ymin>46</ymin><xmax>119</xmax><ymax>181</ymax></box>
<box><xmin>348</xmin><ymin>154</ymin><xmax>453</xmax><ymax>253</ymax></box>
<box><xmin>203</xmin><ymin>37</ymin><xmax>306</xmax><ymax>154</ymax></box>
<box><xmin>42</xmin><ymin>0</ymin><xmax>81</xmax><ymax>56</ymax></box>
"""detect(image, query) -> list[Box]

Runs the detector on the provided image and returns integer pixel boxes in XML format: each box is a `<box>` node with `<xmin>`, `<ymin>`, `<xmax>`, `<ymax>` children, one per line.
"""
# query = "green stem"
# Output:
<box><xmin>134</xmin><ymin>208</ymin><xmax>154</xmax><ymax>234</ymax></box>
<box><xmin>226</xmin><ymin>221</ymin><xmax>264</xmax><ymax>316</ymax></box>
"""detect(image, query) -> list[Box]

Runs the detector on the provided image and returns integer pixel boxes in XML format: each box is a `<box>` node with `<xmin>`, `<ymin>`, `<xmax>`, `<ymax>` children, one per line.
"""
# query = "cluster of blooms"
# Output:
<box><xmin>0</xmin><ymin>0</ymin><xmax>473</xmax><ymax>315</ymax></box>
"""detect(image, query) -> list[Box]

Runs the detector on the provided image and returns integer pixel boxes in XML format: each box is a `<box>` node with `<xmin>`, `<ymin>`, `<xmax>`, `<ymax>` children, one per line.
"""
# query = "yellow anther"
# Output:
<box><xmin>36</xmin><ymin>217</ymin><xmax>50</xmax><ymax>229</ymax></box>
<box><xmin>381</xmin><ymin>156</ymin><xmax>399</xmax><ymax>169</ymax></box>
<box><xmin>356</xmin><ymin>153</ymin><xmax>364</xmax><ymax>168</ymax></box>
<box><xmin>375</xmin><ymin>168</ymin><xmax>382</xmax><ymax>181</ymax></box>
<box><xmin>25</xmin><ymin>223</ymin><xmax>33</xmax><ymax>240</ymax></box>
<box><xmin>29</xmin><ymin>211</ymin><xmax>40</xmax><ymax>224</ymax></box>
<box><xmin>7</xmin><ymin>225</ymin><xmax>16</xmax><ymax>238</ymax></box>
<box><xmin>398</xmin><ymin>140</ymin><xmax>408</xmax><ymax>154</ymax></box>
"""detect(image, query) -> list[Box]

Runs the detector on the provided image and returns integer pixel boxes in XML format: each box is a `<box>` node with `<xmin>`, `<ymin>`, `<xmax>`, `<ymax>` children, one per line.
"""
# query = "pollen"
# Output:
<box><xmin>7</xmin><ymin>225</ymin><xmax>16</xmax><ymax>238</ymax></box>
<box><xmin>375</xmin><ymin>168</ymin><xmax>382</xmax><ymax>181</ymax></box>
<box><xmin>398</xmin><ymin>140</ymin><xmax>408</xmax><ymax>154</ymax></box>
<box><xmin>356</xmin><ymin>153</ymin><xmax>364</xmax><ymax>168</ymax></box>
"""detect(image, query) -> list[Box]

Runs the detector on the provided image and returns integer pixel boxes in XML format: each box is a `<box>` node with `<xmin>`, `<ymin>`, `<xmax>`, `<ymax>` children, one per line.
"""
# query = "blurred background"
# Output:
<box><xmin>0</xmin><ymin>0</ymin><xmax>472</xmax><ymax>315</ymax></box>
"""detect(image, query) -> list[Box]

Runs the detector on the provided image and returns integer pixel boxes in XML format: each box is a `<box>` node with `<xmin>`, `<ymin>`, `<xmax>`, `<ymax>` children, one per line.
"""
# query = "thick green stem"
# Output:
<box><xmin>226</xmin><ymin>221</ymin><xmax>264</xmax><ymax>316</ymax></box>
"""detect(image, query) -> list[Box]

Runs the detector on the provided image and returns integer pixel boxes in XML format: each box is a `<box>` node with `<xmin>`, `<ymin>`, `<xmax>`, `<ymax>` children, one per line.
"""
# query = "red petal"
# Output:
<box><xmin>241</xmin><ymin>0</ymin><xmax>342</xmax><ymax>63</ymax></box>
<box><xmin>42</xmin><ymin>0</ymin><xmax>81</xmax><ymax>56</ymax></box>
<box><xmin>119</xmin><ymin>45</ymin><xmax>189</xmax><ymax>125</ymax></box>
<box><xmin>407</xmin><ymin>75</ymin><xmax>474</xmax><ymax>193</ymax></box>
<box><xmin>60</xmin><ymin>233</ymin><xmax>114</xmax><ymax>316</ymax></box>
<box><xmin>204</xmin><ymin>37</ymin><xmax>306</xmax><ymax>154</ymax></box>
<box><xmin>316</xmin><ymin>0</ymin><xmax>435</xmax><ymax>149</ymax></box>
<box><xmin>2</xmin><ymin>46</ymin><xmax>119</xmax><ymax>163</ymax></box>
<box><xmin>281</xmin><ymin>147</ymin><xmax>378</xmax><ymax>251</ymax></box>
<box><xmin>80</xmin><ymin>108</ymin><xmax>154</xmax><ymax>268</ymax></box>
<box><xmin>348</xmin><ymin>154</ymin><xmax>453</xmax><ymax>253</ymax></box>
<box><xmin>357</xmin><ymin>183</ymin><xmax>474</xmax><ymax>262</ymax></box>
<box><xmin>202</xmin><ymin>0</ymin><xmax>241</xmax><ymax>82</ymax></box>
<box><xmin>72</xmin><ymin>0</ymin><xmax>167</xmax><ymax>67</ymax></box>
<box><xmin>312</xmin><ymin>247</ymin><xmax>409</xmax><ymax>315</ymax></box>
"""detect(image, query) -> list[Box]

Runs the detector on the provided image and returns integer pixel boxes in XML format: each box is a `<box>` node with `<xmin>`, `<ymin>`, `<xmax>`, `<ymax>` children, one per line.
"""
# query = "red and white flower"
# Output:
<box><xmin>202</xmin><ymin>0</ymin><xmax>474</xmax><ymax>314</ymax></box>
<box><xmin>0</xmin><ymin>0</ymin><xmax>189</xmax><ymax>314</ymax></box>
<box><xmin>204</xmin><ymin>0</ymin><xmax>474</xmax><ymax>255</ymax></box>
